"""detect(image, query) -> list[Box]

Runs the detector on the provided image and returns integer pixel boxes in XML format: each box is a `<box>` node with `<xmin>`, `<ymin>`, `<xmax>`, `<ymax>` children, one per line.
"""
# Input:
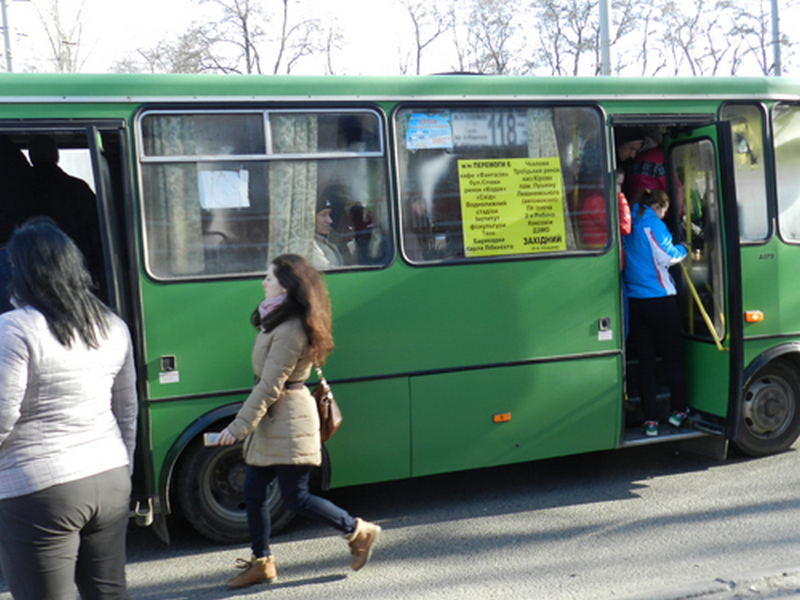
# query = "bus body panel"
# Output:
<box><xmin>776</xmin><ymin>240</ymin><xmax>800</xmax><ymax>335</ymax></box>
<box><xmin>410</xmin><ymin>354</ymin><xmax>622</xmax><ymax>477</ymax></box>
<box><xmin>325</xmin><ymin>377</ymin><xmax>412</xmax><ymax>487</ymax></box>
<box><xmin>140</xmin><ymin>277</ymin><xmax>256</xmax><ymax>399</ymax></box>
<box><xmin>326</xmin><ymin>255</ymin><xmax>623</xmax><ymax>380</ymax></box>
<box><xmin>741</xmin><ymin>239</ymin><xmax>781</xmax><ymax>337</ymax></box>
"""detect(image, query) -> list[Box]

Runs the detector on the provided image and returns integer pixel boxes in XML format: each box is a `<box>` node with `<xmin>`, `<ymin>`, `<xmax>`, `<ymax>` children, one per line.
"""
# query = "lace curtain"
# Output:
<box><xmin>267</xmin><ymin>114</ymin><xmax>318</xmax><ymax>265</ymax></box>
<box><xmin>142</xmin><ymin>116</ymin><xmax>205</xmax><ymax>276</ymax></box>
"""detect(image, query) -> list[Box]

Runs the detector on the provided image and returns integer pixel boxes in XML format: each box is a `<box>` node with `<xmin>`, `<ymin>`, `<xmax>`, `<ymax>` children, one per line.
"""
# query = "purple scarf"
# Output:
<box><xmin>258</xmin><ymin>294</ymin><xmax>287</xmax><ymax>320</ymax></box>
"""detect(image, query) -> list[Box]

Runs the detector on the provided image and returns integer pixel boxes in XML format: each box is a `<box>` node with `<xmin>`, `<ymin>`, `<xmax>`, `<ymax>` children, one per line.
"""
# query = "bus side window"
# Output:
<box><xmin>721</xmin><ymin>103</ymin><xmax>769</xmax><ymax>242</ymax></box>
<box><xmin>396</xmin><ymin>105</ymin><xmax>605</xmax><ymax>263</ymax></box>
<box><xmin>138</xmin><ymin>109</ymin><xmax>391</xmax><ymax>280</ymax></box>
<box><xmin>773</xmin><ymin>103</ymin><xmax>800</xmax><ymax>241</ymax></box>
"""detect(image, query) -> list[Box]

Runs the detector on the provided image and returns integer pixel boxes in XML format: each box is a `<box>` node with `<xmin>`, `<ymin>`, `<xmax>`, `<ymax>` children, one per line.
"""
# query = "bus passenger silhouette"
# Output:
<box><xmin>28</xmin><ymin>135</ymin><xmax>104</xmax><ymax>295</ymax></box>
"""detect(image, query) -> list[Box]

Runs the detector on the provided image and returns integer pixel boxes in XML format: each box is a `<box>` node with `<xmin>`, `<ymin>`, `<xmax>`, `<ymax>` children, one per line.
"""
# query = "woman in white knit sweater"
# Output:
<box><xmin>0</xmin><ymin>218</ymin><xmax>137</xmax><ymax>600</ymax></box>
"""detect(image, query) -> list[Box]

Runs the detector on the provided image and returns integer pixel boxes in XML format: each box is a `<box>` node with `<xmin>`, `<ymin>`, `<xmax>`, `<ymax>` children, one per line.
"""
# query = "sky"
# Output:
<box><xmin>2</xmin><ymin>0</ymin><xmax>425</xmax><ymax>75</ymax></box>
<box><xmin>2</xmin><ymin>0</ymin><xmax>799</xmax><ymax>77</ymax></box>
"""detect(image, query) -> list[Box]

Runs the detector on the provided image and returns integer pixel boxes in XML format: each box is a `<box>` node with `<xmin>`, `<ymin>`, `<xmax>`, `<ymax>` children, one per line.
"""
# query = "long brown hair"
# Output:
<box><xmin>250</xmin><ymin>254</ymin><xmax>334</xmax><ymax>365</ymax></box>
<box><xmin>632</xmin><ymin>188</ymin><xmax>670</xmax><ymax>218</ymax></box>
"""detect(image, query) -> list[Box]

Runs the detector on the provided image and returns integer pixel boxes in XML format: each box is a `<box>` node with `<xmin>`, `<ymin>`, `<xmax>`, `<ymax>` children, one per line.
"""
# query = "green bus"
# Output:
<box><xmin>0</xmin><ymin>73</ymin><xmax>799</xmax><ymax>543</ymax></box>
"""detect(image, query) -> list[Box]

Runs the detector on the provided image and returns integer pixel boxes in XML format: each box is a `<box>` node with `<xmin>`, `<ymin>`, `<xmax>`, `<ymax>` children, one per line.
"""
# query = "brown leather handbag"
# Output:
<box><xmin>313</xmin><ymin>365</ymin><xmax>342</xmax><ymax>443</ymax></box>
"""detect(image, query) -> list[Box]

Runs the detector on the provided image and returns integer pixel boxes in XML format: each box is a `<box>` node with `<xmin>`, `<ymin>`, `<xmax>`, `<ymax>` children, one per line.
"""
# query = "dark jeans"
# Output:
<box><xmin>244</xmin><ymin>464</ymin><xmax>357</xmax><ymax>558</ymax></box>
<box><xmin>629</xmin><ymin>295</ymin><xmax>687</xmax><ymax>421</ymax></box>
<box><xmin>0</xmin><ymin>467</ymin><xmax>131</xmax><ymax>600</ymax></box>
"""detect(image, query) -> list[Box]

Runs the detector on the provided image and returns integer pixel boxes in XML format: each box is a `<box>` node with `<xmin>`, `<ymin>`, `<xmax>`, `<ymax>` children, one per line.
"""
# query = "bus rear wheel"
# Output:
<box><xmin>736</xmin><ymin>361</ymin><xmax>800</xmax><ymax>457</ymax></box>
<box><xmin>175</xmin><ymin>440</ymin><xmax>295</xmax><ymax>544</ymax></box>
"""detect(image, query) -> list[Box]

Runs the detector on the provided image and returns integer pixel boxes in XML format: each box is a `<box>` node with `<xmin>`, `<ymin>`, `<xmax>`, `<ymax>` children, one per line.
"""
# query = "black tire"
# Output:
<box><xmin>735</xmin><ymin>361</ymin><xmax>800</xmax><ymax>457</ymax></box>
<box><xmin>175</xmin><ymin>440</ymin><xmax>295</xmax><ymax>544</ymax></box>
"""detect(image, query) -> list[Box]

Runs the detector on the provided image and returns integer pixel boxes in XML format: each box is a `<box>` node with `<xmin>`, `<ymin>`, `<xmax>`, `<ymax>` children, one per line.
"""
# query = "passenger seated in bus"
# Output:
<box><xmin>312</xmin><ymin>188</ymin><xmax>344</xmax><ymax>270</ymax></box>
<box><xmin>28</xmin><ymin>135</ymin><xmax>103</xmax><ymax>288</ymax></box>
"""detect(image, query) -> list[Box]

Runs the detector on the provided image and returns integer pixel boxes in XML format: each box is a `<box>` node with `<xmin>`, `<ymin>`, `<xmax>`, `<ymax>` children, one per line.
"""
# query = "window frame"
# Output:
<box><xmin>134</xmin><ymin>104</ymin><xmax>392</xmax><ymax>282</ymax></box>
<box><xmin>719</xmin><ymin>101</ymin><xmax>772</xmax><ymax>245</ymax></box>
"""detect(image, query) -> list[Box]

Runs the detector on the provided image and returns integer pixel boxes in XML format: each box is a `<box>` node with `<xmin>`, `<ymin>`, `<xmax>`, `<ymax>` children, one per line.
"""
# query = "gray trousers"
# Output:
<box><xmin>0</xmin><ymin>467</ymin><xmax>131</xmax><ymax>600</ymax></box>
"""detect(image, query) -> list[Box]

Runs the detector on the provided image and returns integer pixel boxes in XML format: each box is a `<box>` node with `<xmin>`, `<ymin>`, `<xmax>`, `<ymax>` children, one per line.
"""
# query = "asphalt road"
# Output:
<box><xmin>4</xmin><ymin>438</ymin><xmax>800</xmax><ymax>599</ymax></box>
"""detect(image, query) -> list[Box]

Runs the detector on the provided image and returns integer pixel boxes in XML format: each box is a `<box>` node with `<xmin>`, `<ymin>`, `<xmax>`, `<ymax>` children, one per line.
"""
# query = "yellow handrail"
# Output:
<box><xmin>679</xmin><ymin>261</ymin><xmax>725</xmax><ymax>351</ymax></box>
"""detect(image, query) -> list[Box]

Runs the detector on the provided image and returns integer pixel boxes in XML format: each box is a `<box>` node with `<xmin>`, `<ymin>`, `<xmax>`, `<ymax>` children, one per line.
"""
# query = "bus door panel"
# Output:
<box><xmin>87</xmin><ymin>125</ymin><xmax>133</xmax><ymax>318</ymax></box>
<box><xmin>86</xmin><ymin>124</ymin><xmax>154</xmax><ymax>509</ymax></box>
<box><xmin>664</xmin><ymin>123</ymin><xmax>742</xmax><ymax>433</ymax></box>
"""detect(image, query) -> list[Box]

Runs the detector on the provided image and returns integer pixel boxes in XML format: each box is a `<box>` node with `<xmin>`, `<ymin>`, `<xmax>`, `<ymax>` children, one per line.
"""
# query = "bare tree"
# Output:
<box><xmin>401</xmin><ymin>0</ymin><xmax>453</xmax><ymax>75</ymax></box>
<box><xmin>452</xmin><ymin>0</ymin><xmax>519</xmax><ymax>74</ymax></box>
<box><xmin>111</xmin><ymin>27</ymin><xmax>221</xmax><ymax>74</ymax></box>
<box><xmin>728</xmin><ymin>0</ymin><xmax>792</xmax><ymax>76</ymax></box>
<box><xmin>321</xmin><ymin>21</ymin><xmax>344</xmax><ymax>75</ymax></box>
<box><xmin>33</xmin><ymin>0</ymin><xmax>87</xmax><ymax>72</ymax></box>
<box><xmin>527</xmin><ymin>0</ymin><xmax>601</xmax><ymax>76</ymax></box>
<box><xmin>270</xmin><ymin>0</ymin><xmax>323</xmax><ymax>74</ymax></box>
<box><xmin>199</xmin><ymin>0</ymin><xmax>265</xmax><ymax>74</ymax></box>
<box><xmin>194</xmin><ymin>0</ymin><xmax>331</xmax><ymax>75</ymax></box>
<box><xmin>644</xmin><ymin>0</ymin><xmax>771</xmax><ymax>76</ymax></box>
<box><xmin>608</xmin><ymin>0</ymin><xmax>661</xmax><ymax>76</ymax></box>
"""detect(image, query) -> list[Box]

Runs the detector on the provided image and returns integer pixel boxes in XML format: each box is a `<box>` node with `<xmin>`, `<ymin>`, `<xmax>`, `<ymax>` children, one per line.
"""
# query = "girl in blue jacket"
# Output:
<box><xmin>623</xmin><ymin>189</ymin><xmax>688</xmax><ymax>437</ymax></box>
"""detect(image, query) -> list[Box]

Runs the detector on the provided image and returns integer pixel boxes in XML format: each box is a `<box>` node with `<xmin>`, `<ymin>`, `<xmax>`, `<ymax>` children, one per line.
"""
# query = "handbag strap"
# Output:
<box><xmin>314</xmin><ymin>365</ymin><xmax>331</xmax><ymax>394</ymax></box>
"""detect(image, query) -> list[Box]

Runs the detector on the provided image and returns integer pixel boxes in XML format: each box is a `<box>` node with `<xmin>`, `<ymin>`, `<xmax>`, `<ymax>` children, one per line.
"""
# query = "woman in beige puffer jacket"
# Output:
<box><xmin>216</xmin><ymin>254</ymin><xmax>380</xmax><ymax>589</ymax></box>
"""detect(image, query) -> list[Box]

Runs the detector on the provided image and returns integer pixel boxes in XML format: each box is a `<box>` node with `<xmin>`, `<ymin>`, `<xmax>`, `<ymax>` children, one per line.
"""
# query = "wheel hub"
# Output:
<box><xmin>744</xmin><ymin>375</ymin><xmax>795</xmax><ymax>436</ymax></box>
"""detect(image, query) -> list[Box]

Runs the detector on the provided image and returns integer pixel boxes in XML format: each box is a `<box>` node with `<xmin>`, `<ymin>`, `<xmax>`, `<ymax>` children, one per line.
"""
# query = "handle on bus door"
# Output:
<box><xmin>679</xmin><ymin>262</ymin><xmax>725</xmax><ymax>352</ymax></box>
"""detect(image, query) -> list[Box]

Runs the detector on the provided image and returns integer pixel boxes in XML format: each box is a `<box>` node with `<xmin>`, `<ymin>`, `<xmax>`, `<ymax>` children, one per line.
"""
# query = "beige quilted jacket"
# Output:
<box><xmin>226</xmin><ymin>318</ymin><xmax>321</xmax><ymax>467</ymax></box>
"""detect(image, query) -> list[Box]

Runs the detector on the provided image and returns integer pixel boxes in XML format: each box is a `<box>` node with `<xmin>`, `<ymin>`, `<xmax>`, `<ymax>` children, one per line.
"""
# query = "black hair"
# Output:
<box><xmin>7</xmin><ymin>217</ymin><xmax>109</xmax><ymax>348</ymax></box>
<box><xmin>615</xmin><ymin>127</ymin><xmax>646</xmax><ymax>148</ymax></box>
<box><xmin>28</xmin><ymin>135</ymin><xmax>60</xmax><ymax>166</ymax></box>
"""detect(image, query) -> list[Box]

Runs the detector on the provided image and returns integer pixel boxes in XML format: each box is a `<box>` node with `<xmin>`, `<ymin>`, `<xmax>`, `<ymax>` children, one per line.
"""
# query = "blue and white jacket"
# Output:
<box><xmin>623</xmin><ymin>204</ymin><xmax>687</xmax><ymax>298</ymax></box>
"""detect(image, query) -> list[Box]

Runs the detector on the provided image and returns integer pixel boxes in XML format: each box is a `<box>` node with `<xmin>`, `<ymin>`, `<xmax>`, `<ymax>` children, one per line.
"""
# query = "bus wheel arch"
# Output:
<box><xmin>173</xmin><ymin>433</ymin><xmax>295</xmax><ymax>544</ymax></box>
<box><xmin>735</xmin><ymin>355</ymin><xmax>800</xmax><ymax>457</ymax></box>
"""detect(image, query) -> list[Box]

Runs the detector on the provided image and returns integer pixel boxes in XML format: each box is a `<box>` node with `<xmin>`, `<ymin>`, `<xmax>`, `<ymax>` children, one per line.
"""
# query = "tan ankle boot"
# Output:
<box><xmin>225</xmin><ymin>554</ymin><xmax>277</xmax><ymax>588</ymax></box>
<box><xmin>345</xmin><ymin>518</ymin><xmax>381</xmax><ymax>571</ymax></box>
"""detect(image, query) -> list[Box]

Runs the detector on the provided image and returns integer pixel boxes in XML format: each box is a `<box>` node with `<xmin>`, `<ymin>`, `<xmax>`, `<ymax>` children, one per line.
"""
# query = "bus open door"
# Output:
<box><xmin>663</xmin><ymin>122</ymin><xmax>744</xmax><ymax>448</ymax></box>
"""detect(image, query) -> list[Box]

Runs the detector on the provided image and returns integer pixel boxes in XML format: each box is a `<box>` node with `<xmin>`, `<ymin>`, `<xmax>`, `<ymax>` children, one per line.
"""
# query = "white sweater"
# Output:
<box><xmin>0</xmin><ymin>307</ymin><xmax>137</xmax><ymax>500</ymax></box>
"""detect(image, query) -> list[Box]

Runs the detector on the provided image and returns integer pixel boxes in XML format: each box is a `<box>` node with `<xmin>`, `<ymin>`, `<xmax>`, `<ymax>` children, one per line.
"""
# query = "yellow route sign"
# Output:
<box><xmin>458</xmin><ymin>157</ymin><xmax>566</xmax><ymax>257</ymax></box>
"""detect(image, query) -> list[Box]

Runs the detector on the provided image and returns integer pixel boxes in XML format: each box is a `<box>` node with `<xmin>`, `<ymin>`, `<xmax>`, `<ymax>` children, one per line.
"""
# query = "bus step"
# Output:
<box><xmin>623</xmin><ymin>425</ymin><xmax>709</xmax><ymax>447</ymax></box>
<box><xmin>688</xmin><ymin>414</ymin><xmax>725</xmax><ymax>435</ymax></box>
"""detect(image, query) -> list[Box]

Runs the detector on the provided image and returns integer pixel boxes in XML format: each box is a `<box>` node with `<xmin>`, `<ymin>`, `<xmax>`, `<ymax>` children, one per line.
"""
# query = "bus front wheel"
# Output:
<box><xmin>736</xmin><ymin>361</ymin><xmax>800</xmax><ymax>457</ymax></box>
<box><xmin>175</xmin><ymin>440</ymin><xmax>295</xmax><ymax>544</ymax></box>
